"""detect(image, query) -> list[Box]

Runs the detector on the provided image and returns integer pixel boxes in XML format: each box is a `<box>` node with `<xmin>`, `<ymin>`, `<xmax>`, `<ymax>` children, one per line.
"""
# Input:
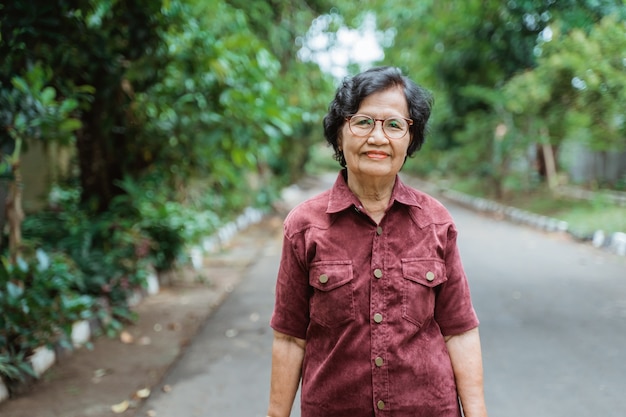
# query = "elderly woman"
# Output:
<box><xmin>267</xmin><ymin>66</ymin><xmax>488</xmax><ymax>417</ymax></box>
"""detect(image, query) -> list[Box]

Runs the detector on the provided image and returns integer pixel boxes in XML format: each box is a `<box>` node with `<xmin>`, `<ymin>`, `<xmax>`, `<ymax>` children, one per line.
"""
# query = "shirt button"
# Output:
<box><xmin>374</xmin><ymin>357</ymin><xmax>384</xmax><ymax>367</ymax></box>
<box><xmin>426</xmin><ymin>271</ymin><xmax>435</xmax><ymax>281</ymax></box>
<box><xmin>373</xmin><ymin>268</ymin><xmax>383</xmax><ymax>279</ymax></box>
<box><xmin>319</xmin><ymin>274</ymin><xmax>329</xmax><ymax>284</ymax></box>
<box><xmin>376</xmin><ymin>226</ymin><xmax>383</xmax><ymax>235</ymax></box>
<box><xmin>373</xmin><ymin>313</ymin><xmax>383</xmax><ymax>323</ymax></box>
<box><xmin>377</xmin><ymin>400</ymin><xmax>385</xmax><ymax>410</ymax></box>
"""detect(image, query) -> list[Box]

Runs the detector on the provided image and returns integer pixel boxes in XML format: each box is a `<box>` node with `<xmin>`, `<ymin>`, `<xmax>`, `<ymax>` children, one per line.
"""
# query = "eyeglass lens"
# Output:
<box><xmin>349</xmin><ymin>115</ymin><xmax>410</xmax><ymax>139</ymax></box>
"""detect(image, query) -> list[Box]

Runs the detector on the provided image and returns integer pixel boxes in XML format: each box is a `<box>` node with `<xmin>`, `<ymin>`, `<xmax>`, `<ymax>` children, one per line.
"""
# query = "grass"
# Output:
<box><xmin>450</xmin><ymin>178</ymin><xmax>626</xmax><ymax>237</ymax></box>
<box><xmin>558</xmin><ymin>205</ymin><xmax>625</xmax><ymax>237</ymax></box>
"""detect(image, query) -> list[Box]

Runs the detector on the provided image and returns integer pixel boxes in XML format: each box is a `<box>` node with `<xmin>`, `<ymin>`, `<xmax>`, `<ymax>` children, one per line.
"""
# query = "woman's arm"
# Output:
<box><xmin>267</xmin><ymin>330</ymin><xmax>306</xmax><ymax>417</ymax></box>
<box><xmin>445</xmin><ymin>327</ymin><xmax>488</xmax><ymax>417</ymax></box>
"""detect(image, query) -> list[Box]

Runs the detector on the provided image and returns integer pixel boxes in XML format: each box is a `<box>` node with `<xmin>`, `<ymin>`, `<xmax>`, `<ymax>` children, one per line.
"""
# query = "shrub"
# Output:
<box><xmin>0</xmin><ymin>250</ymin><xmax>93</xmax><ymax>393</ymax></box>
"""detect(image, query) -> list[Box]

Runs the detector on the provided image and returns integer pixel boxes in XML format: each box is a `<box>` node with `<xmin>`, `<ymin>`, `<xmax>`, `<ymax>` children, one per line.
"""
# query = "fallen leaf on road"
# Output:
<box><xmin>92</xmin><ymin>368</ymin><xmax>111</xmax><ymax>383</ymax></box>
<box><xmin>162</xmin><ymin>384</ymin><xmax>172</xmax><ymax>393</ymax></box>
<box><xmin>138</xmin><ymin>336</ymin><xmax>152</xmax><ymax>345</ymax></box>
<box><xmin>135</xmin><ymin>388</ymin><xmax>151</xmax><ymax>399</ymax></box>
<box><xmin>146</xmin><ymin>410</ymin><xmax>157</xmax><ymax>417</ymax></box>
<box><xmin>93</xmin><ymin>368</ymin><xmax>109</xmax><ymax>378</ymax></box>
<box><xmin>120</xmin><ymin>331</ymin><xmax>134</xmax><ymax>344</ymax></box>
<box><xmin>111</xmin><ymin>400</ymin><xmax>129</xmax><ymax>413</ymax></box>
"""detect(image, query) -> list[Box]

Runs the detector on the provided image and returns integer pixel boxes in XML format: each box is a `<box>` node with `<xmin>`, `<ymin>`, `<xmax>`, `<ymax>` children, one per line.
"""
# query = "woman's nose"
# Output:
<box><xmin>368</xmin><ymin>121</ymin><xmax>389</xmax><ymax>143</ymax></box>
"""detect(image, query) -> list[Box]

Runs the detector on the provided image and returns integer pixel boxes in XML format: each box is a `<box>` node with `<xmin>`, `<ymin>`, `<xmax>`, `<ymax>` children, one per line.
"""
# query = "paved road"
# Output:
<box><xmin>457</xmin><ymin>204</ymin><xmax>626</xmax><ymax>416</ymax></box>
<box><xmin>138</xmin><ymin>180</ymin><xmax>626</xmax><ymax>417</ymax></box>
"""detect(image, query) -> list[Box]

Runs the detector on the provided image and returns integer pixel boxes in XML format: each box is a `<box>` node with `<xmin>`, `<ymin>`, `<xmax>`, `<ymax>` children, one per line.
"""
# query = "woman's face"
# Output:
<box><xmin>339</xmin><ymin>86</ymin><xmax>411</xmax><ymax>183</ymax></box>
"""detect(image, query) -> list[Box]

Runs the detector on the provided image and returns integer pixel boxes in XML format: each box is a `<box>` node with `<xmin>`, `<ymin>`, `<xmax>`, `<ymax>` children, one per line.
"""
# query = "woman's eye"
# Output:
<box><xmin>386</xmin><ymin>119</ymin><xmax>403</xmax><ymax>129</ymax></box>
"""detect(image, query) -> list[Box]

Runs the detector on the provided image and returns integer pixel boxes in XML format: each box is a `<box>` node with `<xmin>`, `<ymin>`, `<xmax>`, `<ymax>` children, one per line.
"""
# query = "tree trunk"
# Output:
<box><xmin>75</xmin><ymin>77</ymin><xmax>132</xmax><ymax>213</ymax></box>
<box><xmin>6</xmin><ymin>161</ymin><xmax>24</xmax><ymax>264</ymax></box>
<box><xmin>541</xmin><ymin>141</ymin><xmax>558</xmax><ymax>189</ymax></box>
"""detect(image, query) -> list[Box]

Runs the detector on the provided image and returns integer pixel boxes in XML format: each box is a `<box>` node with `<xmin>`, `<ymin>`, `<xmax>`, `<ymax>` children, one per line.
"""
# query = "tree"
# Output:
<box><xmin>1</xmin><ymin>0</ymin><xmax>169</xmax><ymax>212</ymax></box>
<box><xmin>318</xmin><ymin>0</ymin><xmax>625</xmax><ymax>192</ymax></box>
<box><xmin>503</xmin><ymin>13</ymin><xmax>626</xmax><ymax>187</ymax></box>
<box><xmin>223</xmin><ymin>0</ymin><xmax>337</xmax><ymax>182</ymax></box>
<box><xmin>0</xmin><ymin>64</ymin><xmax>83</xmax><ymax>262</ymax></box>
<box><xmin>375</xmin><ymin>0</ymin><xmax>624</xmax><ymax>143</ymax></box>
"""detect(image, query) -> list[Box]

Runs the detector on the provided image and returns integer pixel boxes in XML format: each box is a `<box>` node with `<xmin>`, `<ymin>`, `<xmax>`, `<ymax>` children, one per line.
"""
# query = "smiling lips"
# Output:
<box><xmin>365</xmin><ymin>150</ymin><xmax>389</xmax><ymax>159</ymax></box>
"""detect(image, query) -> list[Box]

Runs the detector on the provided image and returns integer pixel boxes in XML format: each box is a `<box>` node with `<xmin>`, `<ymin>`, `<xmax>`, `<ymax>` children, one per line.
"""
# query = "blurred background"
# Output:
<box><xmin>0</xmin><ymin>0</ymin><xmax>625</xmax><ymax>403</ymax></box>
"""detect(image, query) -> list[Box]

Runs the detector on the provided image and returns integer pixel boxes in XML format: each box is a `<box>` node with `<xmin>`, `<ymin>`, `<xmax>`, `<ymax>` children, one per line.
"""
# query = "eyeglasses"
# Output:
<box><xmin>345</xmin><ymin>114</ymin><xmax>413</xmax><ymax>140</ymax></box>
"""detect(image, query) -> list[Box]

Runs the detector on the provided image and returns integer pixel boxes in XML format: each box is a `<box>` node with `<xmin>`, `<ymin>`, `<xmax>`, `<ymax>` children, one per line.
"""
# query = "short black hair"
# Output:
<box><xmin>323</xmin><ymin>66</ymin><xmax>433</xmax><ymax>167</ymax></box>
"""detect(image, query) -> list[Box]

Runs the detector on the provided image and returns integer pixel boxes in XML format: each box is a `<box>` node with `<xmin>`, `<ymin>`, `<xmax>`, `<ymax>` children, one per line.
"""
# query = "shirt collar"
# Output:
<box><xmin>327</xmin><ymin>170</ymin><xmax>422</xmax><ymax>214</ymax></box>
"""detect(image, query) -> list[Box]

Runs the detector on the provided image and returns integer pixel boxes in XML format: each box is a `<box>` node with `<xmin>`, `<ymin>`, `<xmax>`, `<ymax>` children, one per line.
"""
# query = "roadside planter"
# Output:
<box><xmin>0</xmin><ymin>378</ymin><xmax>8</xmax><ymax>402</ymax></box>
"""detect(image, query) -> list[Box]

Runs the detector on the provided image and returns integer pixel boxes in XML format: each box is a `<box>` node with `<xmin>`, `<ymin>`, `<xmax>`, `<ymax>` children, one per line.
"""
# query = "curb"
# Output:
<box><xmin>0</xmin><ymin>207</ymin><xmax>267</xmax><ymax>405</ymax></box>
<box><xmin>439</xmin><ymin>188</ymin><xmax>626</xmax><ymax>257</ymax></box>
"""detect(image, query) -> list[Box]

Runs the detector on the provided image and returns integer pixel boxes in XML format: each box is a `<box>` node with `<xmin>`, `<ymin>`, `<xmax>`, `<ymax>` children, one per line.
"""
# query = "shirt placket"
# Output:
<box><xmin>370</xmin><ymin>221</ymin><xmax>390</xmax><ymax>415</ymax></box>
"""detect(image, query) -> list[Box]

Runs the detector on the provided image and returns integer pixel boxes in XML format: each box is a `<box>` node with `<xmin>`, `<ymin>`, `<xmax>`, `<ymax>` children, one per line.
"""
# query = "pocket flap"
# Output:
<box><xmin>309</xmin><ymin>261</ymin><xmax>353</xmax><ymax>291</ymax></box>
<box><xmin>401</xmin><ymin>258</ymin><xmax>447</xmax><ymax>287</ymax></box>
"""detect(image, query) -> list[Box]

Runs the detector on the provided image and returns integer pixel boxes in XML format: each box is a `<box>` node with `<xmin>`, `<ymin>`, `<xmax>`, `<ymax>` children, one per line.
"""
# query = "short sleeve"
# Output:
<box><xmin>433</xmin><ymin>224</ymin><xmax>479</xmax><ymax>336</ymax></box>
<box><xmin>270</xmin><ymin>229</ymin><xmax>311</xmax><ymax>340</ymax></box>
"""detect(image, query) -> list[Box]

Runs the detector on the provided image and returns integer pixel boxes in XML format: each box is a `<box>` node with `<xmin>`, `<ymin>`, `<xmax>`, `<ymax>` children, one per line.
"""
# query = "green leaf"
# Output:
<box><xmin>75</xmin><ymin>84</ymin><xmax>96</xmax><ymax>94</ymax></box>
<box><xmin>58</xmin><ymin>118</ymin><xmax>82</xmax><ymax>133</ymax></box>
<box><xmin>40</xmin><ymin>86</ymin><xmax>57</xmax><ymax>104</ymax></box>
<box><xmin>11</xmin><ymin>76</ymin><xmax>29</xmax><ymax>93</ymax></box>
<box><xmin>59</xmin><ymin>98</ymin><xmax>79</xmax><ymax>113</ymax></box>
<box><xmin>7</xmin><ymin>282</ymin><xmax>24</xmax><ymax>298</ymax></box>
<box><xmin>14</xmin><ymin>112</ymin><xmax>28</xmax><ymax>131</ymax></box>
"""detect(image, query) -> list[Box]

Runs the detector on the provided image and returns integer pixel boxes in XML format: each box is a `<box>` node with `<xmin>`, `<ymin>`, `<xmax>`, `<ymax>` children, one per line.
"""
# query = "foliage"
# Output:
<box><xmin>134</xmin><ymin>1</ymin><xmax>284</xmax><ymax>196</ymax></box>
<box><xmin>0</xmin><ymin>1</ymin><xmax>338</xmax><ymax>394</ymax></box>
<box><xmin>489</xmin><ymin>12</ymin><xmax>625</xmax><ymax>191</ymax></box>
<box><xmin>223</xmin><ymin>0</ymin><xmax>338</xmax><ymax>181</ymax></box>
<box><xmin>1</xmin><ymin>0</ymin><xmax>169</xmax><ymax>211</ymax></box>
<box><xmin>290</xmin><ymin>0</ymin><xmax>625</xmax><ymax>198</ymax></box>
<box><xmin>132</xmin><ymin>0</ymin><xmax>336</xmax><ymax>206</ymax></box>
<box><xmin>0</xmin><ymin>350</ymin><xmax>36</xmax><ymax>391</ymax></box>
<box><xmin>343</xmin><ymin>0</ymin><xmax>625</xmax><ymax>193</ymax></box>
<box><xmin>1</xmin><ymin>0</ymin><xmax>336</xmax><ymax>214</ymax></box>
<box><xmin>23</xmin><ymin>185</ymin><xmax>152</xmax><ymax>306</ymax></box>
<box><xmin>0</xmin><ymin>63</ymin><xmax>84</xmax><ymax>149</ymax></box>
<box><xmin>114</xmin><ymin>175</ymin><xmax>221</xmax><ymax>271</ymax></box>
<box><xmin>545</xmin><ymin>15</ymin><xmax>626</xmax><ymax>152</ymax></box>
<box><xmin>0</xmin><ymin>63</ymin><xmax>86</xmax><ymax>259</ymax></box>
<box><xmin>375</xmin><ymin>0</ymin><xmax>625</xmax><ymax>144</ymax></box>
<box><xmin>504</xmin><ymin>13</ymin><xmax>626</xmax><ymax>147</ymax></box>
<box><xmin>0</xmin><ymin>249</ymin><xmax>93</xmax><ymax>390</ymax></box>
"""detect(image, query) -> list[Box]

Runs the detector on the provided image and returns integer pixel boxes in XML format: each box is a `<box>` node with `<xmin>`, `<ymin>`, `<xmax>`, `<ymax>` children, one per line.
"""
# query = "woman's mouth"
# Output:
<box><xmin>365</xmin><ymin>151</ymin><xmax>389</xmax><ymax>159</ymax></box>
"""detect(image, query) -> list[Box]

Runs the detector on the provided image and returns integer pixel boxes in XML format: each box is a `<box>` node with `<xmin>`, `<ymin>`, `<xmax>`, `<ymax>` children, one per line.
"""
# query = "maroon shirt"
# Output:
<box><xmin>271</xmin><ymin>171</ymin><xmax>479</xmax><ymax>417</ymax></box>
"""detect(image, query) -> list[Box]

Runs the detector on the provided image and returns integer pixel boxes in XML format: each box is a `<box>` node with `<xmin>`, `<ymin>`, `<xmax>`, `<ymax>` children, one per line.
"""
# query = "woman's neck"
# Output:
<box><xmin>346</xmin><ymin>172</ymin><xmax>396</xmax><ymax>223</ymax></box>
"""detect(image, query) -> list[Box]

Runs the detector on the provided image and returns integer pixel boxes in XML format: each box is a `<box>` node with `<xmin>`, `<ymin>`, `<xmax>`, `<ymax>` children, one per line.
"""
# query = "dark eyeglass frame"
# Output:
<box><xmin>345</xmin><ymin>114</ymin><xmax>414</xmax><ymax>140</ymax></box>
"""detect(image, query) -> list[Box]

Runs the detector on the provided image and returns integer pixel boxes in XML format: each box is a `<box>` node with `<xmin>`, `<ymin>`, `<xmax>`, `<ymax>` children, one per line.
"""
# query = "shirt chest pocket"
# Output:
<box><xmin>401</xmin><ymin>258</ymin><xmax>448</xmax><ymax>330</ymax></box>
<box><xmin>309</xmin><ymin>261</ymin><xmax>355</xmax><ymax>328</ymax></box>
